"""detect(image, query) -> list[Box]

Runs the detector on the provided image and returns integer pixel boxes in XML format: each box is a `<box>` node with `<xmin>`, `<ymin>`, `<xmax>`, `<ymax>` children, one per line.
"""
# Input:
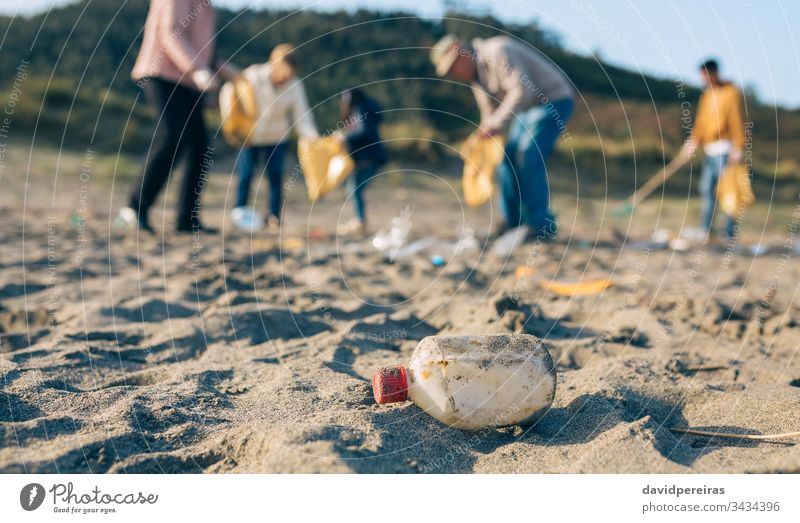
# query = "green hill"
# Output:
<box><xmin>1</xmin><ymin>0</ymin><xmax>797</xmax><ymax>197</ymax></box>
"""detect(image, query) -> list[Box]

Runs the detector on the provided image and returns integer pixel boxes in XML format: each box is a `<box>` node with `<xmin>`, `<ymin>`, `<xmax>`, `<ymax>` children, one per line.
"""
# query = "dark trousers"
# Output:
<box><xmin>346</xmin><ymin>164</ymin><xmax>379</xmax><ymax>221</ymax></box>
<box><xmin>130</xmin><ymin>77</ymin><xmax>210</xmax><ymax>228</ymax></box>
<box><xmin>236</xmin><ymin>143</ymin><xmax>287</xmax><ymax>218</ymax></box>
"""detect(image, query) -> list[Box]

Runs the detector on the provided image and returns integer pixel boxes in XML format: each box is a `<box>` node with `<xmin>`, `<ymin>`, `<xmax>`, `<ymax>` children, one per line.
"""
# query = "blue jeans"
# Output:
<box><xmin>346</xmin><ymin>164</ymin><xmax>379</xmax><ymax>222</ymax></box>
<box><xmin>699</xmin><ymin>152</ymin><xmax>735</xmax><ymax>238</ymax></box>
<box><xmin>236</xmin><ymin>143</ymin><xmax>287</xmax><ymax>218</ymax></box>
<box><xmin>497</xmin><ymin>98</ymin><xmax>573</xmax><ymax>238</ymax></box>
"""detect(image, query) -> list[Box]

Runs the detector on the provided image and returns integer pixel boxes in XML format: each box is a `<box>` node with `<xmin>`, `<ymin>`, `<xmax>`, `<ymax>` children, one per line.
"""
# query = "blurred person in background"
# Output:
<box><xmin>430</xmin><ymin>34</ymin><xmax>574</xmax><ymax>241</ymax></box>
<box><xmin>337</xmin><ymin>88</ymin><xmax>388</xmax><ymax>236</ymax></box>
<box><xmin>680</xmin><ymin>58</ymin><xmax>745</xmax><ymax>243</ymax></box>
<box><xmin>120</xmin><ymin>0</ymin><xmax>239</xmax><ymax>234</ymax></box>
<box><xmin>232</xmin><ymin>44</ymin><xmax>319</xmax><ymax>231</ymax></box>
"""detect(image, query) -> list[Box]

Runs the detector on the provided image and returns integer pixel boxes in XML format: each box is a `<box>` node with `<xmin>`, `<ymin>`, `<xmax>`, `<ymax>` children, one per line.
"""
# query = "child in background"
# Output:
<box><xmin>233</xmin><ymin>44</ymin><xmax>318</xmax><ymax>230</ymax></box>
<box><xmin>337</xmin><ymin>89</ymin><xmax>388</xmax><ymax>236</ymax></box>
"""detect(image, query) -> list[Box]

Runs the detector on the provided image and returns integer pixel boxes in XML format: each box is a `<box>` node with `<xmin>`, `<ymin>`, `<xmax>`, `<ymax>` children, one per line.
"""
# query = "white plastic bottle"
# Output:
<box><xmin>372</xmin><ymin>334</ymin><xmax>556</xmax><ymax>431</ymax></box>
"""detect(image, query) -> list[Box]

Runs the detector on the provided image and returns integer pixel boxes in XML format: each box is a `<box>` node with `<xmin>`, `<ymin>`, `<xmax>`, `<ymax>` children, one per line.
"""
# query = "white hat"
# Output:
<box><xmin>430</xmin><ymin>34</ymin><xmax>461</xmax><ymax>76</ymax></box>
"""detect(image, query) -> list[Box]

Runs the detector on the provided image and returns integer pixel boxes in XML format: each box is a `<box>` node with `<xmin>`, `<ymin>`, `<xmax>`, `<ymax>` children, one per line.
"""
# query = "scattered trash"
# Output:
<box><xmin>372</xmin><ymin>207</ymin><xmax>414</xmax><ymax>261</ymax></box>
<box><xmin>651</xmin><ymin>229</ymin><xmax>671</xmax><ymax>245</ymax></box>
<box><xmin>250</xmin><ymin>238</ymin><xmax>274</xmax><ymax>251</ymax></box>
<box><xmin>281</xmin><ymin>237</ymin><xmax>305</xmax><ymax>252</ymax></box>
<box><xmin>389</xmin><ymin>237</ymin><xmax>437</xmax><ymax>260</ymax></box>
<box><xmin>515</xmin><ymin>266</ymin><xmax>536</xmax><ymax>280</ymax></box>
<box><xmin>308</xmin><ymin>227</ymin><xmax>330</xmax><ymax>241</ymax></box>
<box><xmin>372</xmin><ymin>334</ymin><xmax>556</xmax><ymax>430</ymax></box>
<box><xmin>669</xmin><ymin>238</ymin><xmax>691</xmax><ymax>251</ymax></box>
<box><xmin>460</xmin><ymin>135</ymin><xmax>505</xmax><ymax>207</ymax></box>
<box><xmin>430</xmin><ymin>254</ymin><xmax>446</xmax><ymax>266</ymax></box>
<box><xmin>679</xmin><ymin>227</ymin><xmax>707</xmax><ymax>243</ymax></box>
<box><xmin>298</xmin><ymin>136</ymin><xmax>355</xmax><ymax>201</ymax></box>
<box><xmin>540</xmin><ymin>278</ymin><xmax>613</xmax><ymax>296</ymax></box>
<box><xmin>491</xmin><ymin>225</ymin><xmax>530</xmax><ymax>258</ymax></box>
<box><xmin>452</xmin><ymin>227</ymin><xmax>479</xmax><ymax>254</ymax></box>
<box><xmin>231</xmin><ymin>207</ymin><xmax>264</xmax><ymax>231</ymax></box>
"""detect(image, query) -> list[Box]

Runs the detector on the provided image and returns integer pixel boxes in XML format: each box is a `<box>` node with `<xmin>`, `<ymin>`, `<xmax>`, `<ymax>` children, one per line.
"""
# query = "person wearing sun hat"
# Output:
<box><xmin>430</xmin><ymin>34</ymin><xmax>574</xmax><ymax>240</ymax></box>
<box><xmin>232</xmin><ymin>43</ymin><xmax>319</xmax><ymax>230</ymax></box>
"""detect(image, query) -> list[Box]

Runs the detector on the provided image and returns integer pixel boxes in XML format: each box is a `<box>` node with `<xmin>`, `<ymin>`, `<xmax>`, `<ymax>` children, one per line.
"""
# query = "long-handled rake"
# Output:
<box><xmin>612</xmin><ymin>154</ymin><xmax>690</xmax><ymax>216</ymax></box>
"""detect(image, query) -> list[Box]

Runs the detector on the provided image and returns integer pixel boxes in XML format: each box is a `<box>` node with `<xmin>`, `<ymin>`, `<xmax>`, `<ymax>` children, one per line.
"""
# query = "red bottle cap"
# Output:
<box><xmin>372</xmin><ymin>366</ymin><xmax>408</xmax><ymax>404</ymax></box>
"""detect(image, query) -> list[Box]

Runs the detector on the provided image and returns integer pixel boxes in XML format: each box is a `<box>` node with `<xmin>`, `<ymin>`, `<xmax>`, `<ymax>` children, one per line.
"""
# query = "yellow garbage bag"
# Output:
<box><xmin>716</xmin><ymin>163</ymin><xmax>754</xmax><ymax>218</ymax></box>
<box><xmin>219</xmin><ymin>77</ymin><xmax>258</xmax><ymax>147</ymax></box>
<box><xmin>298</xmin><ymin>137</ymin><xmax>355</xmax><ymax>202</ymax></box>
<box><xmin>540</xmin><ymin>278</ymin><xmax>613</xmax><ymax>296</ymax></box>
<box><xmin>460</xmin><ymin>135</ymin><xmax>505</xmax><ymax>207</ymax></box>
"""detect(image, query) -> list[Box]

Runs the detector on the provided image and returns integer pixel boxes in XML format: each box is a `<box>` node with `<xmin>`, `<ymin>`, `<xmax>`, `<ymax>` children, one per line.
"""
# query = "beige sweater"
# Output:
<box><xmin>471</xmin><ymin>36</ymin><xmax>573</xmax><ymax>132</ymax></box>
<box><xmin>131</xmin><ymin>0</ymin><xmax>219</xmax><ymax>89</ymax></box>
<box><xmin>243</xmin><ymin>63</ymin><xmax>319</xmax><ymax>145</ymax></box>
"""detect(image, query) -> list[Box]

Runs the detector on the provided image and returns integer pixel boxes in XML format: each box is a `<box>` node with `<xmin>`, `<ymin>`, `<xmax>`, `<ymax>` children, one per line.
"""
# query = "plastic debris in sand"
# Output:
<box><xmin>372</xmin><ymin>207</ymin><xmax>415</xmax><ymax>261</ymax></box>
<box><xmin>372</xmin><ymin>334</ymin><xmax>556</xmax><ymax>431</ymax></box>
<box><xmin>515</xmin><ymin>266</ymin><xmax>536</xmax><ymax>280</ymax></box>
<box><xmin>491</xmin><ymin>225</ymin><xmax>530</xmax><ymax>258</ymax></box>
<box><xmin>281</xmin><ymin>237</ymin><xmax>305</xmax><ymax>252</ymax></box>
<box><xmin>231</xmin><ymin>207</ymin><xmax>264</xmax><ymax>231</ymax></box>
<box><xmin>540</xmin><ymin>278</ymin><xmax>613</xmax><ymax>296</ymax></box>
<box><xmin>669</xmin><ymin>238</ymin><xmax>692</xmax><ymax>251</ymax></box>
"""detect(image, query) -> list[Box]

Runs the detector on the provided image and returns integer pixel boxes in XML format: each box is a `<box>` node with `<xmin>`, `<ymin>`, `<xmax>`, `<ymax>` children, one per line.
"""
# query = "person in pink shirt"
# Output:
<box><xmin>119</xmin><ymin>0</ymin><xmax>238</xmax><ymax>233</ymax></box>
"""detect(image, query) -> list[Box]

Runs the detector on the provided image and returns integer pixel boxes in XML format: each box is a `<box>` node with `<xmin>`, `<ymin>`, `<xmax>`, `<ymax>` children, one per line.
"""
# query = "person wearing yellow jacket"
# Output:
<box><xmin>681</xmin><ymin>59</ymin><xmax>745</xmax><ymax>241</ymax></box>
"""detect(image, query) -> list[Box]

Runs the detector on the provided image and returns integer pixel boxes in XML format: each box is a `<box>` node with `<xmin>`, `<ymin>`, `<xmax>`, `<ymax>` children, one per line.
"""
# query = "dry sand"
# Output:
<box><xmin>1</xmin><ymin>160</ymin><xmax>799</xmax><ymax>473</ymax></box>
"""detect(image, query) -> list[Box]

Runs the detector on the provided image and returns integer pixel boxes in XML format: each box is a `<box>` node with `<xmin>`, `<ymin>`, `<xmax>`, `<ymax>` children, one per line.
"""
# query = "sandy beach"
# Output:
<box><xmin>1</xmin><ymin>152</ymin><xmax>799</xmax><ymax>474</ymax></box>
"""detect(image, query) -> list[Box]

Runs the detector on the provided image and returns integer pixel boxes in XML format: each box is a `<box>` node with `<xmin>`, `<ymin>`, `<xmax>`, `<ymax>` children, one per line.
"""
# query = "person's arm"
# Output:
<box><xmin>471</xmin><ymin>83</ymin><xmax>495</xmax><ymax>134</ymax></box>
<box><xmin>481</xmin><ymin>44</ymin><xmax>538</xmax><ymax>134</ymax></box>
<box><xmin>291</xmin><ymin>80</ymin><xmax>319</xmax><ymax>139</ymax></box>
<box><xmin>482</xmin><ymin>78</ymin><xmax>526</xmax><ymax>135</ymax></box>
<box><xmin>727</xmin><ymin>87</ymin><xmax>746</xmax><ymax>163</ymax></box>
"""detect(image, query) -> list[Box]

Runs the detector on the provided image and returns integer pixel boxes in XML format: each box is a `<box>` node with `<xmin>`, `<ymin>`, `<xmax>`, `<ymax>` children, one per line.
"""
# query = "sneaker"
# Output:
<box><xmin>680</xmin><ymin>226</ymin><xmax>709</xmax><ymax>243</ymax></box>
<box><xmin>265</xmin><ymin>214</ymin><xmax>281</xmax><ymax>232</ymax></box>
<box><xmin>337</xmin><ymin>218</ymin><xmax>368</xmax><ymax>238</ymax></box>
<box><xmin>116</xmin><ymin>206</ymin><xmax>153</xmax><ymax>233</ymax></box>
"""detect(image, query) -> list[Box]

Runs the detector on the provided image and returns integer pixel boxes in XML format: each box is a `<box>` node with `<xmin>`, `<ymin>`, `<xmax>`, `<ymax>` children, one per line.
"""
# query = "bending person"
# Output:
<box><xmin>430</xmin><ymin>34</ymin><xmax>574</xmax><ymax>240</ymax></box>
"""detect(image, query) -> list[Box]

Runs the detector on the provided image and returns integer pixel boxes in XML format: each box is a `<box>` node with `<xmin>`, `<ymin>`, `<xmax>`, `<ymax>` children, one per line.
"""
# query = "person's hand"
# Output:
<box><xmin>476</xmin><ymin>126</ymin><xmax>498</xmax><ymax>139</ymax></box>
<box><xmin>680</xmin><ymin>138</ymin><xmax>698</xmax><ymax>159</ymax></box>
<box><xmin>219</xmin><ymin>64</ymin><xmax>242</xmax><ymax>82</ymax></box>
<box><xmin>728</xmin><ymin>148</ymin><xmax>743</xmax><ymax>165</ymax></box>
<box><xmin>191</xmin><ymin>69</ymin><xmax>220</xmax><ymax>91</ymax></box>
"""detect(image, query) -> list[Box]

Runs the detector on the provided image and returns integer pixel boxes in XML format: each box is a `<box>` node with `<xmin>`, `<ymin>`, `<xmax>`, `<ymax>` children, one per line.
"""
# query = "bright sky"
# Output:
<box><xmin>5</xmin><ymin>0</ymin><xmax>800</xmax><ymax>108</ymax></box>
